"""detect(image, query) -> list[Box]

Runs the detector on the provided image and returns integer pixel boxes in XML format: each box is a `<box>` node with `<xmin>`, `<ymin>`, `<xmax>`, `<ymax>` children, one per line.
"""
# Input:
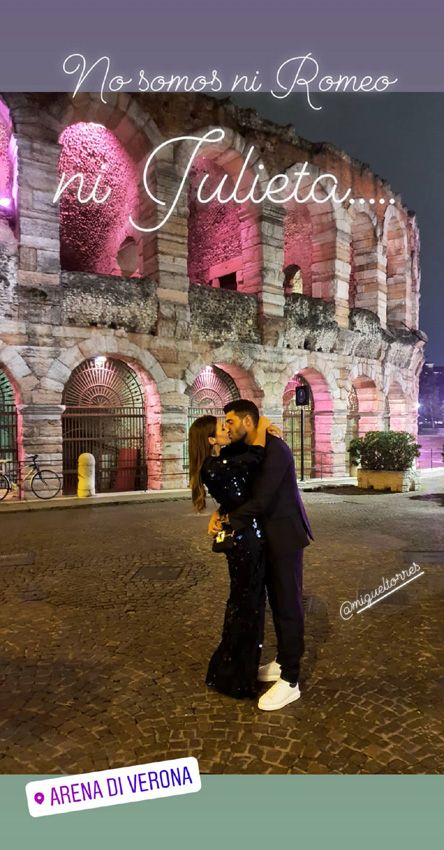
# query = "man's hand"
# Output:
<box><xmin>267</xmin><ymin>424</ymin><xmax>283</xmax><ymax>438</ymax></box>
<box><xmin>208</xmin><ymin>510</ymin><xmax>223</xmax><ymax>536</ymax></box>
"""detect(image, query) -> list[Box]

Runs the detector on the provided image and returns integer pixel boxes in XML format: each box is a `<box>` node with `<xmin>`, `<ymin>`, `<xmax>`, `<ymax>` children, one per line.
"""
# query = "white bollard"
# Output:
<box><xmin>77</xmin><ymin>453</ymin><xmax>96</xmax><ymax>497</ymax></box>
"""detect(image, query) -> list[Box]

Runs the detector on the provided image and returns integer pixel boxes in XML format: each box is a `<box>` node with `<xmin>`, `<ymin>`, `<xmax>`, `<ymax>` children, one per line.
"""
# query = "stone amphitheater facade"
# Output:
<box><xmin>0</xmin><ymin>91</ymin><xmax>425</xmax><ymax>493</ymax></box>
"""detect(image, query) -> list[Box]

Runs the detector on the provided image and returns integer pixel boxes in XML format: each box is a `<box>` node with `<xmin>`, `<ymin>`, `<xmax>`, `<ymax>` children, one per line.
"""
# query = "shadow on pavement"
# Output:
<box><xmin>409</xmin><ymin>493</ymin><xmax>444</xmax><ymax>506</ymax></box>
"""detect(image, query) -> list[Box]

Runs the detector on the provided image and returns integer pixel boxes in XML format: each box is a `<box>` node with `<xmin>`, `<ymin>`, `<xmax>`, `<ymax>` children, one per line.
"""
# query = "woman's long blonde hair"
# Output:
<box><xmin>188</xmin><ymin>415</ymin><xmax>217</xmax><ymax>512</ymax></box>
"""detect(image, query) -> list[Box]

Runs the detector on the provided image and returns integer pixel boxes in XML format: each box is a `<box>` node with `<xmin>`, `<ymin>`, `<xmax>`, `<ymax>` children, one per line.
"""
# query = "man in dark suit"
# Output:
<box><xmin>208</xmin><ymin>399</ymin><xmax>313</xmax><ymax>711</ymax></box>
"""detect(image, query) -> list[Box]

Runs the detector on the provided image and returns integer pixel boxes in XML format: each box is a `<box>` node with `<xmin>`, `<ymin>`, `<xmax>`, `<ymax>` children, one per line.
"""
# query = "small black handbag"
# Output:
<box><xmin>212</xmin><ymin>524</ymin><xmax>236</xmax><ymax>553</ymax></box>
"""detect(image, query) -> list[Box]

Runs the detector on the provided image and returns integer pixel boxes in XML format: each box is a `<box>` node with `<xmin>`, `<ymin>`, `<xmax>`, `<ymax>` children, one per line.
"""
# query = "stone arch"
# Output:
<box><xmin>48</xmin><ymin>336</ymin><xmax>171</xmax><ymax>486</ymax></box>
<box><xmin>176</xmin><ymin>127</ymin><xmax>268</xmax><ymax>294</ymax></box>
<box><xmin>183</xmin><ymin>363</ymin><xmax>240</xmax><ymax>474</ymax></box>
<box><xmin>187</xmin><ymin>364</ymin><xmax>240</xmax><ymax>411</ymax></box>
<box><xmin>213</xmin><ymin>361</ymin><xmax>264</xmax><ymax>409</ymax></box>
<box><xmin>386</xmin><ymin>380</ymin><xmax>409</xmax><ymax>432</ymax></box>
<box><xmin>0</xmin><ymin>342</ymin><xmax>34</xmax><ymax>402</ymax></box>
<box><xmin>283</xmin><ymin>365</ymin><xmax>334</xmax><ymax>478</ymax></box>
<box><xmin>351</xmin><ymin>374</ymin><xmax>384</xmax><ymax>435</ymax></box>
<box><xmin>61</xmin><ymin>353</ymin><xmax>162</xmax><ymax>493</ymax></box>
<box><xmin>0</xmin><ymin>364</ymin><xmax>22</xmax><ymax>476</ymax></box>
<box><xmin>58</xmin><ymin>122</ymin><xmax>140</xmax><ymax>274</ymax></box>
<box><xmin>51</xmin><ymin>93</ymin><xmax>164</xmax><ymax>278</ymax></box>
<box><xmin>284</xmin><ymin>162</ymin><xmax>350</xmax><ymax>325</ymax></box>
<box><xmin>184</xmin><ymin>349</ymin><xmax>265</xmax><ymax>407</ymax></box>
<box><xmin>383</xmin><ymin>205</ymin><xmax>412</xmax><ymax>328</ymax></box>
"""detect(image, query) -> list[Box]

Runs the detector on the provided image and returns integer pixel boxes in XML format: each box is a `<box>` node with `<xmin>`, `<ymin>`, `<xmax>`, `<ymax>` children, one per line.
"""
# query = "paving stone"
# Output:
<box><xmin>0</xmin><ymin>476</ymin><xmax>443</xmax><ymax>774</ymax></box>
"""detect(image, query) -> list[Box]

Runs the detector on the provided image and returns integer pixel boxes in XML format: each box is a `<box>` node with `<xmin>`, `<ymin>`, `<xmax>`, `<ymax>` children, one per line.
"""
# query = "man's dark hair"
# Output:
<box><xmin>223</xmin><ymin>399</ymin><xmax>260</xmax><ymax>427</ymax></box>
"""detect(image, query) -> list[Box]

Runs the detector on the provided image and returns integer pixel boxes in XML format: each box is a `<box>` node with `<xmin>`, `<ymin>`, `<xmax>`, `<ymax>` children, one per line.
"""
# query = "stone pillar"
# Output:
<box><xmin>332</xmin><ymin>225</ymin><xmax>352</xmax><ymax>328</ymax></box>
<box><xmin>409</xmin><ymin>214</ymin><xmax>421</xmax><ymax>331</ymax></box>
<box><xmin>257</xmin><ymin>204</ymin><xmax>285</xmax><ymax>344</ymax></box>
<box><xmin>259</xmin><ymin>372</ymin><xmax>287</xmax><ymax>435</ymax></box>
<box><xmin>238</xmin><ymin>207</ymin><xmax>262</xmax><ymax>295</ymax></box>
<box><xmin>12</xmin><ymin>106</ymin><xmax>61</xmax><ymax>289</ymax></box>
<box><xmin>19</xmin><ymin>403</ymin><xmax>64</xmax><ymax>497</ymax></box>
<box><xmin>385</xmin><ymin>212</ymin><xmax>413</xmax><ymax>329</ymax></box>
<box><xmin>0</xmin><ymin>223</ymin><xmax>19</xmax><ymax>322</ymax></box>
<box><xmin>311</xmin><ymin>209</ymin><xmax>350</xmax><ymax>328</ymax></box>
<box><xmin>153</xmin><ymin>159</ymin><xmax>190</xmax><ymax>341</ymax></box>
<box><xmin>155</xmin><ymin>393</ymin><xmax>189</xmax><ymax>490</ymax></box>
<box><xmin>329</xmin><ymin>406</ymin><xmax>349</xmax><ymax>476</ymax></box>
<box><xmin>334</xmin><ymin>375</ymin><xmax>356</xmax><ymax>477</ymax></box>
<box><xmin>357</xmin><ymin>242</ymin><xmax>387</xmax><ymax>326</ymax></box>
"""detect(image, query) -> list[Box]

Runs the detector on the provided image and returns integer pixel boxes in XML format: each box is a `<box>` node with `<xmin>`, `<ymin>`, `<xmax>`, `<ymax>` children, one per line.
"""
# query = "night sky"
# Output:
<box><xmin>230</xmin><ymin>92</ymin><xmax>444</xmax><ymax>364</ymax></box>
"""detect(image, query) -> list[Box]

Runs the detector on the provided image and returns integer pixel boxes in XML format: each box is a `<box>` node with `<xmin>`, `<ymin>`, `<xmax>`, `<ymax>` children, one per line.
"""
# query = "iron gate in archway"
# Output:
<box><xmin>283</xmin><ymin>378</ymin><xmax>315</xmax><ymax>479</ymax></box>
<box><xmin>183</xmin><ymin>366</ymin><xmax>240</xmax><ymax>474</ymax></box>
<box><xmin>0</xmin><ymin>370</ymin><xmax>19</xmax><ymax>479</ymax></box>
<box><xmin>62</xmin><ymin>358</ymin><xmax>147</xmax><ymax>494</ymax></box>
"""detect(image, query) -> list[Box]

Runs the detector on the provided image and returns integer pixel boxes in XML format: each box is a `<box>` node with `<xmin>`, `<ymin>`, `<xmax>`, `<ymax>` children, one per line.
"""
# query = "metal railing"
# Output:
<box><xmin>62</xmin><ymin>407</ymin><xmax>147</xmax><ymax>494</ymax></box>
<box><xmin>416</xmin><ymin>449</ymin><xmax>444</xmax><ymax>469</ymax></box>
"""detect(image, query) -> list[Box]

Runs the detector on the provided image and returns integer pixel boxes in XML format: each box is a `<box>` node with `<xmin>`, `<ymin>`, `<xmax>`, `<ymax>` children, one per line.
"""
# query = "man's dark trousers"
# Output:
<box><xmin>229</xmin><ymin>434</ymin><xmax>313</xmax><ymax>687</ymax></box>
<box><xmin>265</xmin><ymin>549</ymin><xmax>304</xmax><ymax>684</ymax></box>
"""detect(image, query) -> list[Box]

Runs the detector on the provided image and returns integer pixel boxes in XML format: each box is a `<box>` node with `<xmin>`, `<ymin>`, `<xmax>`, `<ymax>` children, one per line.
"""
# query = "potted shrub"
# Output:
<box><xmin>349</xmin><ymin>431</ymin><xmax>421</xmax><ymax>492</ymax></box>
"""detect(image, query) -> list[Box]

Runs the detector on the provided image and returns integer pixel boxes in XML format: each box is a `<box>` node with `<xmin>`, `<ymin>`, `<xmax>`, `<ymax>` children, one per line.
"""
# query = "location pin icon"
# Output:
<box><xmin>34</xmin><ymin>792</ymin><xmax>45</xmax><ymax>805</ymax></box>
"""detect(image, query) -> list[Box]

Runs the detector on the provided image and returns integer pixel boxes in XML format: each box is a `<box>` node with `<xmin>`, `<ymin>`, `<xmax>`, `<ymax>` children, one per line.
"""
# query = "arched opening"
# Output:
<box><xmin>349</xmin><ymin>211</ymin><xmax>377</xmax><ymax>310</ymax></box>
<box><xmin>62</xmin><ymin>357</ymin><xmax>151</xmax><ymax>493</ymax></box>
<box><xmin>387</xmin><ymin>382</ymin><xmax>408</xmax><ymax>432</ymax></box>
<box><xmin>283</xmin><ymin>263</ymin><xmax>304</xmax><ymax>295</ymax></box>
<box><xmin>283</xmin><ymin>368</ymin><xmax>333</xmax><ymax>478</ymax></box>
<box><xmin>283</xmin><ymin>167</ymin><xmax>339</xmax><ymax>303</ymax></box>
<box><xmin>188</xmin><ymin>159</ymin><xmax>244</xmax><ymax>289</ymax></box>
<box><xmin>0</xmin><ymin>368</ymin><xmax>19</xmax><ymax>479</ymax></box>
<box><xmin>353</xmin><ymin>376</ymin><xmax>381</xmax><ymax>435</ymax></box>
<box><xmin>283</xmin><ymin>368</ymin><xmax>334</xmax><ymax>479</ymax></box>
<box><xmin>180</xmin><ymin>130</ymin><xmax>263</xmax><ymax>295</ymax></box>
<box><xmin>58</xmin><ymin>122</ymin><xmax>140</xmax><ymax>275</ymax></box>
<box><xmin>346</xmin><ymin>377</ymin><xmax>382</xmax><ymax>471</ymax></box>
<box><xmin>283</xmin><ymin>375</ymin><xmax>315</xmax><ymax>479</ymax></box>
<box><xmin>184</xmin><ymin>365</ymin><xmax>240</xmax><ymax>472</ymax></box>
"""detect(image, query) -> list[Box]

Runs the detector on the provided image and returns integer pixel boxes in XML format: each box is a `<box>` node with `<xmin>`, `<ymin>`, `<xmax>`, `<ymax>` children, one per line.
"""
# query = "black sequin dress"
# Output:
<box><xmin>201</xmin><ymin>445</ymin><xmax>266</xmax><ymax>699</ymax></box>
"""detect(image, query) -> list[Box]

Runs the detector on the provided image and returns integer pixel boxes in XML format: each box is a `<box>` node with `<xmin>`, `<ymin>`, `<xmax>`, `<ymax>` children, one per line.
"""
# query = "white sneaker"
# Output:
<box><xmin>258</xmin><ymin>678</ymin><xmax>301</xmax><ymax>711</ymax></box>
<box><xmin>257</xmin><ymin>659</ymin><xmax>281</xmax><ymax>683</ymax></box>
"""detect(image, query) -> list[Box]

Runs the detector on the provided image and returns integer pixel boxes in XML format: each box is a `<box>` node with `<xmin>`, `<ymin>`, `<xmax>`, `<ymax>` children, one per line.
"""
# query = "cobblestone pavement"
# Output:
<box><xmin>1</xmin><ymin>476</ymin><xmax>443</xmax><ymax>775</ymax></box>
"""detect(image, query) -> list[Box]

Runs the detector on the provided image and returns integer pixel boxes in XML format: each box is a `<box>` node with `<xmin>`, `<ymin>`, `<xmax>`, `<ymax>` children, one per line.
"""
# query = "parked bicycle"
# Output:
<box><xmin>0</xmin><ymin>455</ymin><xmax>62</xmax><ymax>501</ymax></box>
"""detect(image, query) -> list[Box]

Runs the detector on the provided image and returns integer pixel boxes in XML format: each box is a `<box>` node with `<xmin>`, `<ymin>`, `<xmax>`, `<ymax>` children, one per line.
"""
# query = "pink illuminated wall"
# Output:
<box><xmin>187</xmin><ymin>159</ymin><xmax>242</xmax><ymax>285</ymax></box>
<box><xmin>0</xmin><ymin>122</ymin><xmax>11</xmax><ymax>199</ymax></box>
<box><xmin>58</xmin><ymin>123</ymin><xmax>139</xmax><ymax>274</ymax></box>
<box><xmin>0</xmin><ymin>100</ymin><xmax>16</xmax><ymax>211</ymax></box>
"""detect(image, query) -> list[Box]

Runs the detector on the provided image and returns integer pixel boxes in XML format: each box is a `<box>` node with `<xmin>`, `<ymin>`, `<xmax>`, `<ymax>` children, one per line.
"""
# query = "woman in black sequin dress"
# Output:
<box><xmin>188</xmin><ymin>414</ymin><xmax>271</xmax><ymax>699</ymax></box>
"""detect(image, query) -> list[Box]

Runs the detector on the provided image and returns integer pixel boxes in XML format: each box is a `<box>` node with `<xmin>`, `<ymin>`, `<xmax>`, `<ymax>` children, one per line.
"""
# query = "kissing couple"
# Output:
<box><xmin>188</xmin><ymin>399</ymin><xmax>313</xmax><ymax>711</ymax></box>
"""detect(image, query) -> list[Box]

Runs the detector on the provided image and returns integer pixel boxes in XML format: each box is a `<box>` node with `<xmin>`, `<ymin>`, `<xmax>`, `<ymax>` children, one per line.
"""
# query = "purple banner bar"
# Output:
<box><xmin>1</xmin><ymin>0</ymin><xmax>444</xmax><ymax>92</ymax></box>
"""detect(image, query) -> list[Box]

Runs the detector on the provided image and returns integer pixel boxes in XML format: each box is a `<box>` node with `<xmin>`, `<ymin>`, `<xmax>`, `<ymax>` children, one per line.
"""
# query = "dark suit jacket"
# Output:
<box><xmin>229</xmin><ymin>434</ymin><xmax>314</xmax><ymax>555</ymax></box>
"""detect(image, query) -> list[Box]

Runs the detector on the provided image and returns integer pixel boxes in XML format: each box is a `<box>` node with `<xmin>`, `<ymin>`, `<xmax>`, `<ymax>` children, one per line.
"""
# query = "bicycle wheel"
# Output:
<box><xmin>0</xmin><ymin>473</ymin><xmax>10</xmax><ymax>501</ymax></box>
<box><xmin>31</xmin><ymin>469</ymin><xmax>62</xmax><ymax>499</ymax></box>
